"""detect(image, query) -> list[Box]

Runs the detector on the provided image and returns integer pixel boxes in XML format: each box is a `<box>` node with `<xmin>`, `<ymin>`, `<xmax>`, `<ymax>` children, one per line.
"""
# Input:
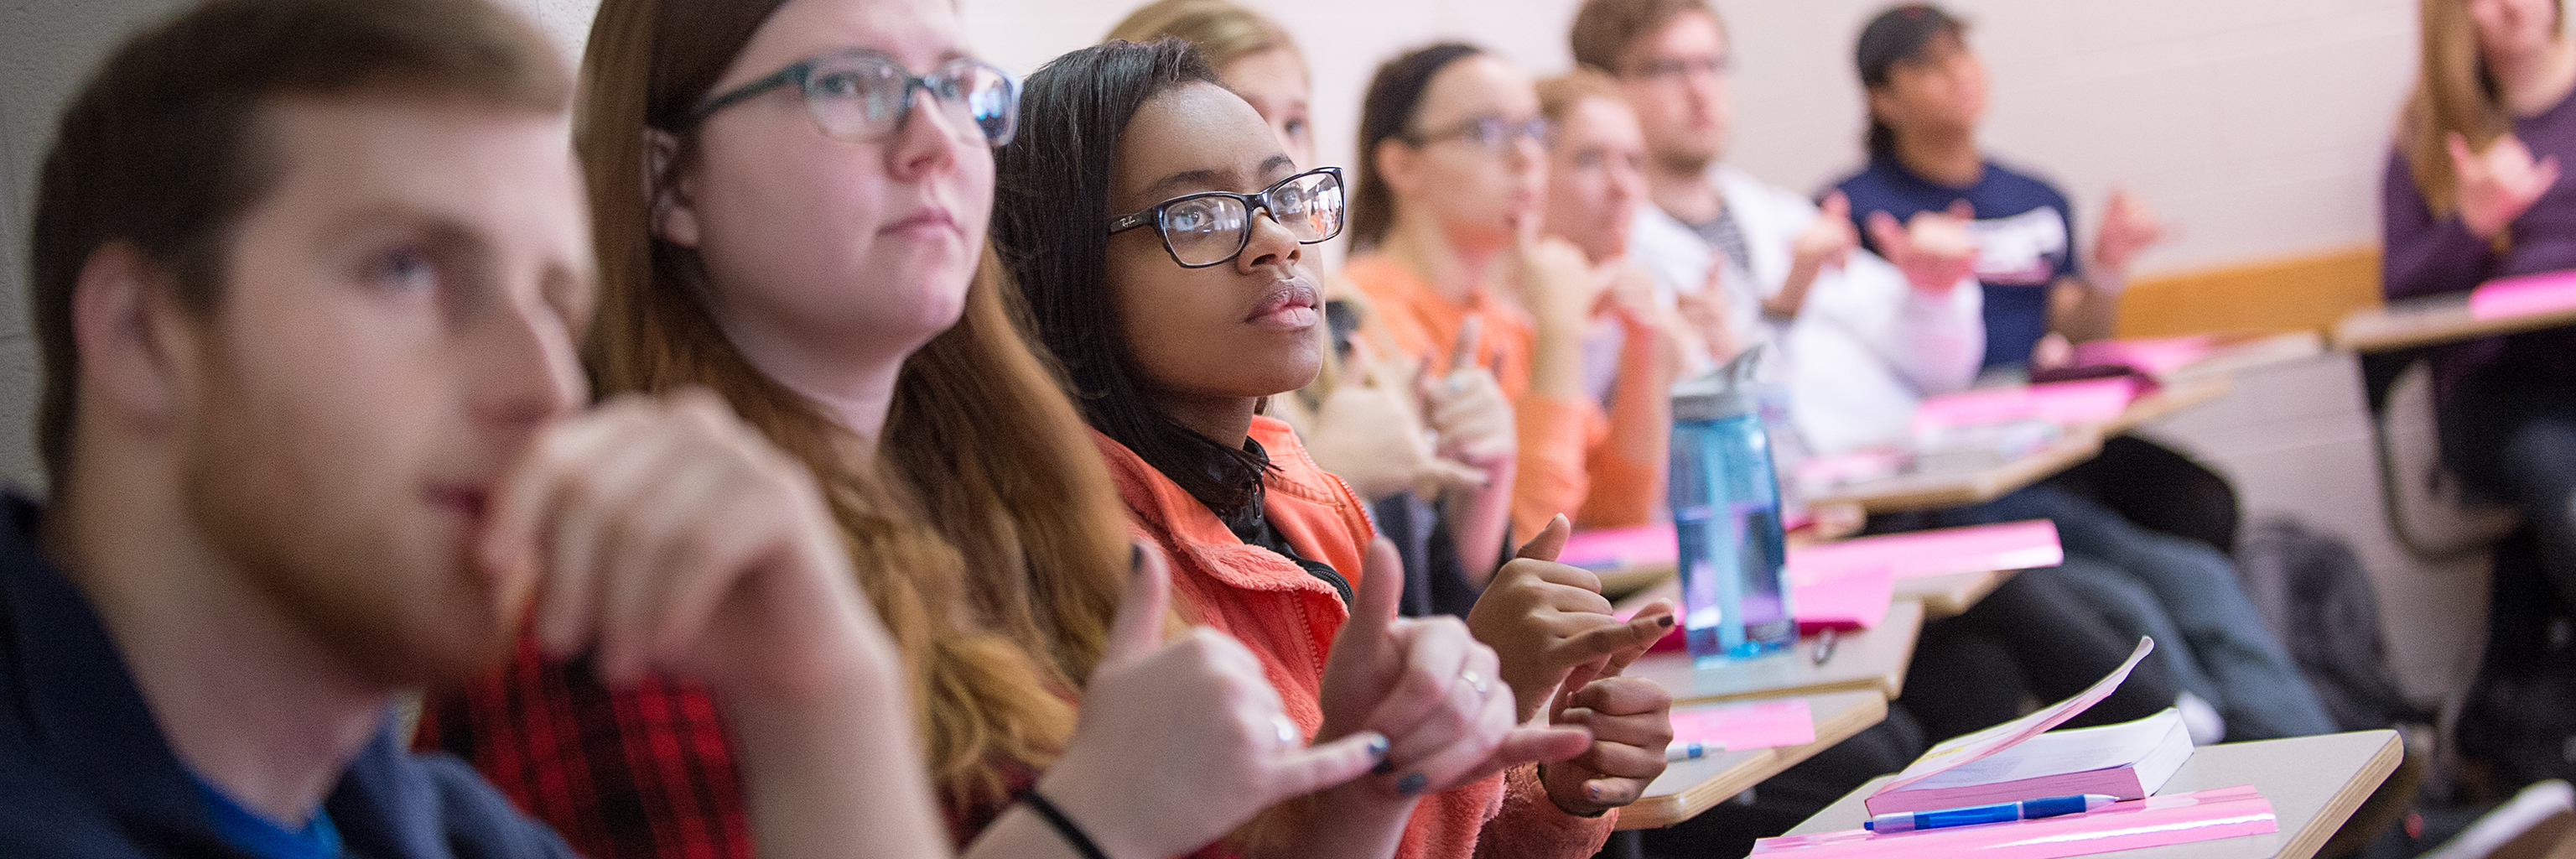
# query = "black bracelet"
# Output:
<box><xmin>1021</xmin><ymin>789</ymin><xmax>1112</xmax><ymax>859</ymax></box>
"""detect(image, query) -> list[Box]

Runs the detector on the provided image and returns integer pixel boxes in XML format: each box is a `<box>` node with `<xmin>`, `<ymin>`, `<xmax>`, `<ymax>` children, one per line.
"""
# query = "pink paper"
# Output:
<box><xmin>2470</xmin><ymin>269</ymin><xmax>2576</xmax><ymax>320</ymax></box>
<box><xmin>1561</xmin><ymin>523</ymin><xmax>1676</xmax><ymax>571</ymax></box>
<box><xmin>1753</xmin><ymin>786</ymin><xmax>2277</xmax><ymax>859</ymax></box>
<box><xmin>2071</xmin><ymin>335</ymin><xmax>2220</xmax><ymax>377</ymax></box>
<box><xmin>1911</xmin><ymin>378</ymin><xmax>2141</xmax><ymax>431</ymax></box>
<box><xmin>1672</xmin><ymin>699</ymin><xmax>1817</xmax><ymax>752</ymax></box>
<box><xmin>1785</xmin><ymin>520</ymin><xmax>2063</xmax><ymax>586</ymax></box>
<box><xmin>1793</xmin><ymin>566</ymin><xmax>1893</xmax><ymax>633</ymax></box>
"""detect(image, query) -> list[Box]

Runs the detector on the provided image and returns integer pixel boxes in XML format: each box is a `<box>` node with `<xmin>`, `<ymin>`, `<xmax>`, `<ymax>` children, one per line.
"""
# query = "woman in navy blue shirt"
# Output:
<box><xmin>1828</xmin><ymin>3</ymin><xmax>2164</xmax><ymax>372</ymax></box>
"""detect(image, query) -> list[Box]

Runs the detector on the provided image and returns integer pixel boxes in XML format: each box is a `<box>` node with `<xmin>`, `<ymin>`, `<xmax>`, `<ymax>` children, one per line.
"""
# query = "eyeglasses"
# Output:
<box><xmin>1405</xmin><ymin>115</ymin><xmax>1555</xmax><ymax>153</ymax></box>
<box><xmin>1628</xmin><ymin>54</ymin><xmax>1731</xmax><ymax>81</ymax></box>
<box><xmin>1109</xmin><ymin>167</ymin><xmax>1345</xmax><ymax>268</ymax></box>
<box><xmin>693</xmin><ymin>49</ymin><xmax>1019</xmax><ymax>147</ymax></box>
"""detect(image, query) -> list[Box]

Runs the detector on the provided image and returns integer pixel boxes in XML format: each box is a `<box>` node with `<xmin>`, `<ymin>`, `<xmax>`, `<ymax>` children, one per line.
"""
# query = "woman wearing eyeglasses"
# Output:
<box><xmin>1340</xmin><ymin>44</ymin><xmax>1637</xmax><ymax>549</ymax></box>
<box><xmin>417</xmin><ymin>2</ymin><xmax>1396</xmax><ymax>858</ymax></box>
<box><xmin>995</xmin><ymin>38</ymin><xmax>1675</xmax><ymax>859</ymax></box>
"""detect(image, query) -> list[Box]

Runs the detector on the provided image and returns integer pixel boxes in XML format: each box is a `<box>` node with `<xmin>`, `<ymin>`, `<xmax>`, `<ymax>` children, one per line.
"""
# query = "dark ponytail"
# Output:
<box><xmin>1350</xmin><ymin>41</ymin><xmax>1483</xmax><ymax>251</ymax></box>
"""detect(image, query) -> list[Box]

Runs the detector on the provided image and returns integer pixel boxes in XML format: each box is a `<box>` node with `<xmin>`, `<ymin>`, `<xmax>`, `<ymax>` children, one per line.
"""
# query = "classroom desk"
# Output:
<box><xmin>1779</xmin><ymin>729</ymin><xmax>2405</xmax><ymax>859</ymax></box>
<box><xmin>1806</xmin><ymin>428</ymin><xmax>2106</xmax><ymax>514</ymax></box>
<box><xmin>1901</xmin><ymin>568</ymin><xmax>2016</xmax><ymax>619</ymax></box>
<box><xmin>1626</xmin><ymin>600</ymin><xmax>1924</xmax><ymax>705</ymax></box>
<box><xmin>2101</xmin><ymin>377</ymin><xmax>2230</xmax><ymax>435</ymax></box>
<box><xmin>1616</xmin><ymin>690</ymin><xmax>1889</xmax><ymax>830</ymax></box>
<box><xmin>2331</xmin><ymin>291</ymin><xmax>2576</xmax><ymax>352</ymax></box>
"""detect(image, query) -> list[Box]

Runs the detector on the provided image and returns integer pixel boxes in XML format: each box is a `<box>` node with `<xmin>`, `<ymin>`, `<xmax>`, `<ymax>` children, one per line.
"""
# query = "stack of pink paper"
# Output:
<box><xmin>1784</xmin><ymin>520</ymin><xmax>2064</xmax><ymax>585</ymax></box>
<box><xmin>2470</xmin><ymin>268</ymin><xmax>2576</xmax><ymax>320</ymax></box>
<box><xmin>1910</xmin><ymin>378</ymin><xmax>2142</xmax><ymax>431</ymax></box>
<box><xmin>1671</xmin><ymin>699</ymin><xmax>1816</xmax><ymax>753</ymax></box>
<box><xmin>2070</xmin><ymin>335</ymin><xmax>2220</xmax><ymax>377</ymax></box>
<box><xmin>1749</xmin><ymin>786</ymin><xmax>2277</xmax><ymax>859</ymax></box>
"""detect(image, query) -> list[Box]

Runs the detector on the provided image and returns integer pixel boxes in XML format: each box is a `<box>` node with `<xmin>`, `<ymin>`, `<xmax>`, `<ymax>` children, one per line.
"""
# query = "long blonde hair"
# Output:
<box><xmin>2401</xmin><ymin>0</ymin><xmax>2565</xmax><ymax>216</ymax></box>
<box><xmin>578</xmin><ymin>0</ymin><xmax>1136</xmax><ymax>807</ymax></box>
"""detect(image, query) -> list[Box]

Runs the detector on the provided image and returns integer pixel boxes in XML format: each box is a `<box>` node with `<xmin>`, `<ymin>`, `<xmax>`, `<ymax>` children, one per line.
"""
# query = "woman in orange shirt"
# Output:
<box><xmin>1344</xmin><ymin>44</ymin><xmax>1662</xmax><ymax>537</ymax></box>
<box><xmin>994</xmin><ymin>39</ymin><xmax>1677</xmax><ymax>859</ymax></box>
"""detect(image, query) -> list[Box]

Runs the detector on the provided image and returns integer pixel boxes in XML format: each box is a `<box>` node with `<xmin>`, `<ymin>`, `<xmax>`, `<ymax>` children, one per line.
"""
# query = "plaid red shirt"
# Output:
<box><xmin>418</xmin><ymin>642</ymin><xmax>1069</xmax><ymax>858</ymax></box>
<box><xmin>418</xmin><ymin>641</ymin><xmax>750</xmax><ymax>859</ymax></box>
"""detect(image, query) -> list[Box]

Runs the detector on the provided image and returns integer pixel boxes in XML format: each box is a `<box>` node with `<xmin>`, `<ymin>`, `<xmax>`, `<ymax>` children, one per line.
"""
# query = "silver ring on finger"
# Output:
<box><xmin>1461</xmin><ymin>669</ymin><xmax>1489</xmax><ymax>695</ymax></box>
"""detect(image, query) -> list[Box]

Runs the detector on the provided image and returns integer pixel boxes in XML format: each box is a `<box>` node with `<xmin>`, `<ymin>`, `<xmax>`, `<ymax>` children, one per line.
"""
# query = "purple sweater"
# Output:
<box><xmin>2381</xmin><ymin>91</ymin><xmax>2576</xmax><ymax>407</ymax></box>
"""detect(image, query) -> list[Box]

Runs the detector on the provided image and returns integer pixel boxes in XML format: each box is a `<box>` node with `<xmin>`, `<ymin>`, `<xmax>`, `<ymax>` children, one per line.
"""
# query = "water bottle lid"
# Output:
<box><xmin>1672</xmin><ymin>344</ymin><xmax>1767</xmax><ymax>421</ymax></box>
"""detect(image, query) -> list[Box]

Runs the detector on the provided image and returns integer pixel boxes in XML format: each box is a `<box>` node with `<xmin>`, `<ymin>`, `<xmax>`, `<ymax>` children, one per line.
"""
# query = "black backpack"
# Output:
<box><xmin>2235</xmin><ymin>518</ymin><xmax>2434</xmax><ymax>732</ymax></box>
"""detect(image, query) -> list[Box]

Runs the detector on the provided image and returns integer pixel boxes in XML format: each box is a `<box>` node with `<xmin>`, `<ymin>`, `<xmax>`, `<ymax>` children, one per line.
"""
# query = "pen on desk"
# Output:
<box><xmin>1811</xmin><ymin>627</ymin><xmax>1839</xmax><ymax>666</ymax></box>
<box><xmin>1863</xmin><ymin>794</ymin><xmax>2121</xmax><ymax>833</ymax></box>
<box><xmin>1666</xmin><ymin>742</ymin><xmax>1721</xmax><ymax>762</ymax></box>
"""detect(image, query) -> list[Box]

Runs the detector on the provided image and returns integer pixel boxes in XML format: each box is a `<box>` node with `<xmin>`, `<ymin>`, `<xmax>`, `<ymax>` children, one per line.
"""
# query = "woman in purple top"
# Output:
<box><xmin>2383</xmin><ymin>0</ymin><xmax>2576</xmax><ymax>607</ymax></box>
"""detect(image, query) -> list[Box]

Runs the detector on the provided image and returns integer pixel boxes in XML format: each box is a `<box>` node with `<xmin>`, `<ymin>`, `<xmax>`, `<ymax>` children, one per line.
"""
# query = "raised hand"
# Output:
<box><xmin>1509</xmin><ymin>228</ymin><xmax>1603</xmax><ymax>338</ymax></box>
<box><xmin>1306</xmin><ymin>346</ymin><xmax>1483</xmax><ymax>501</ymax></box>
<box><xmin>1320</xmin><ymin>539</ymin><xmax>1593</xmax><ymax>799</ymax></box>
<box><xmin>2090</xmin><ymin>187</ymin><xmax>2166</xmax><ymax>278</ymax></box>
<box><xmin>1539</xmin><ymin>653</ymin><xmax>1675</xmax><ymax>815</ymax></box>
<box><xmin>1674</xmin><ymin>261</ymin><xmax>1738</xmax><ymax>367</ymax></box>
<box><xmin>1035</xmin><ymin>545</ymin><xmax>1391</xmax><ymax>859</ymax></box>
<box><xmin>1866</xmin><ymin>200</ymin><xmax>1978</xmax><ymax>294</ymax></box>
<box><xmin>2449</xmin><ymin>131</ymin><xmax>2561</xmax><ymax>239</ymax></box>
<box><xmin>1792</xmin><ymin>191</ymin><xmax>1860</xmax><ymax>274</ymax></box>
<box><xmin>480</xmin><ymin>388</ymin><xmax>890</xmax><ymax>700</ymax></box>
<box><xmin>480</xmin><ymin>388</ymin><xmax>945</xmax><ymax>859</ymax></box>
<box><xmin>1419</xmin><ymin>315</ymin><xmax>1515</xmax><ymax>481</ymax></box>
<box><xmin>1465</xmin><ymin>515</ymin><xmax>1677</xmax><ymax>723</ymax></box>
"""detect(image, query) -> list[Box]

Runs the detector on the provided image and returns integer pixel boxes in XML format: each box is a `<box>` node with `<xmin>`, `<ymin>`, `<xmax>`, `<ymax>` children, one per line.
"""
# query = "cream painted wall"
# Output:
<box><xmin>0</xmin><ymin>0</ymin><xmax>2437</xmax><ymax>491</ymax></box>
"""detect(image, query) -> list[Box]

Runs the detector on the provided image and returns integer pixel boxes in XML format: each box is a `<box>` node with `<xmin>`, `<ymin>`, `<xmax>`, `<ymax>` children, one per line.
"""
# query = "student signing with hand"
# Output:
<box><xmin>994</xmin><ymin>39</ymin><xmax>1675</xmax><ymax>858</ymax></box>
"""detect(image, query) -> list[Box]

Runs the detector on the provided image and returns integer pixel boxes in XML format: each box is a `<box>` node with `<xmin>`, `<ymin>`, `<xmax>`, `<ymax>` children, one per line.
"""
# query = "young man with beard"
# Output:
<box><xmin>5</xmin><ymin>0</ymin><xmax>942</xmax><ymax>855</ymax></box>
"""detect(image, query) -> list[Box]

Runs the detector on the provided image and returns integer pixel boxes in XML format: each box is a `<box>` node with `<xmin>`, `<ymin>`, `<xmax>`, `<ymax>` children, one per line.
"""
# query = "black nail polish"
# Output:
<box><xmin>1396</xmin><ymin>773</ymin><xmax>1427</xmax><ymax>796</ymax></box>
<box><xmin>1366</xmin><ymin>736</ymin><xmax>1390</xmax><ymax>758</ymax></box>
<box><xmin>1374</xmin><ymin>757</ymin><xmax>1395</xmax><ymax>775</ymax></box>
<box><xmin>1659</xmin><ymin>614</ymin><xmax>1675</xmax><ymax>628</ymax></box>
<box><xmin>1130</xmin><ymin>544</ymin><xmax>1145</xmax><ymax>575</ymax></box>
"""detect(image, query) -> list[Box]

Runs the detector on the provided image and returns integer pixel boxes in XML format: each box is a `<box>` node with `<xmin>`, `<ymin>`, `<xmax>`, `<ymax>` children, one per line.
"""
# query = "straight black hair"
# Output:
<box><xmin>1350</xmin><ymin>41</ymin><xmax>1484</xmax><ymax>250</ymax></box>
<box><xmin>993</xmin><ymin>39</ymin><xmax>1270</xmax><ymax>512</ymax></box>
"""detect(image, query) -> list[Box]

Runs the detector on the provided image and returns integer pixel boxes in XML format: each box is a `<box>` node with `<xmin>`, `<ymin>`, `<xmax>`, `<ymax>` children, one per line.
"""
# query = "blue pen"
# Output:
<box><xmin>1863</xmin><ymin>794</ymin><xmax>2121</xmax><ymax>833</ymax></box>
<box><xmin>1666</xmin><ymin>742</ymin><xmax>1717</xmax><ymax>762</ymax></box>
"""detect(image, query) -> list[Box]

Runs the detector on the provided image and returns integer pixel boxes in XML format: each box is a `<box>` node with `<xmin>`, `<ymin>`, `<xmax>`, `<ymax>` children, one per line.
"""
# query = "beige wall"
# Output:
<box><xmin>0</xmin><ymin>0</ymin><xmax>2439</xmax><ymax>492</ymax></box>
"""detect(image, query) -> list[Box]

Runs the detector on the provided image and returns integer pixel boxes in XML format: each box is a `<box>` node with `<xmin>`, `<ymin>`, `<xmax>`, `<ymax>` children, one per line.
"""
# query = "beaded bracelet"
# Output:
<box><xmin>1021</xmin><ymin>789</ymin><xmax>1111</xmax><ymax>859</ymax></box>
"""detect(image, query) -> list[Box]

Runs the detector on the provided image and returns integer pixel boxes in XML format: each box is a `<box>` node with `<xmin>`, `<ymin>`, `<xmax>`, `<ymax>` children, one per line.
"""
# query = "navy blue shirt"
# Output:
<box><xmin>1833</xmin><ymin>157</ymin><xmax>2082</xmax><ymax>370</ymax></box>
<box><xmin>0</xmin><ymin>494</ymin><xmax>579</xmax><ymax>859</ymax></box>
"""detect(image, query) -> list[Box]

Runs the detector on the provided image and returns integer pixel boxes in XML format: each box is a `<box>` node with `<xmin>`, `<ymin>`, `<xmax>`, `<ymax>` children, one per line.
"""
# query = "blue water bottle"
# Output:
<box><xmin>1667</xmin><ymin>346</ymin><xmax>1795</xmax><ymax>662</ymax></box>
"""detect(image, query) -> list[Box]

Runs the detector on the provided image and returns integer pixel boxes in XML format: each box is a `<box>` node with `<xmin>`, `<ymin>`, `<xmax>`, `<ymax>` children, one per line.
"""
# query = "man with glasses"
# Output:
<box><xmin>1571</xmin><ymin>0</ymin><xmax>1984</xmax><ymax>453</ymax></box>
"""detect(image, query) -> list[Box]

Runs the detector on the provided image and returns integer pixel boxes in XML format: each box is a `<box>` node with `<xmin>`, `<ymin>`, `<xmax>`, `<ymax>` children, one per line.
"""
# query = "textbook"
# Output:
<box><xmin>1864</xmin><ymin>638</ymin><xmax>2180</xmax><ymax>816</ymax></box>
<box><xmin>1862</xmin><ymin>708</ymin><xmax>2193</xmax><ymax>815</ymax></box>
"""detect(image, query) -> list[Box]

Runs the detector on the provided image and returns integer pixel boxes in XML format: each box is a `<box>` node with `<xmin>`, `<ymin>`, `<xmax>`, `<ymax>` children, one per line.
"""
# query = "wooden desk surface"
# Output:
<box><xmin>1617</xmin><ymin>690</ymin><xmax>1889</xmax><ymax>830</ymax></box>
<box><xmin>1626</xmin><ymin>600</ymin><xmax>1924</xmax><ymax>705</ymax></box>
<box><xmin>2102</xmin><ymin>377</ymin><xmax>2231</xmax><ymax>435</ymax></box>
<box><xmin>1782</xmin><ymin>729</ymin><xmax>2404</xmax><ymax>859</ymax></box>
<box><xmin>2332</xmin><ymin>292</ymin><xmax>2576</xmax><ymax>352</ymax></box>
<box><xmin>1808</xmin><ymin>429</ymin><xmax>2104</xmax><ymax>514</ymax></box>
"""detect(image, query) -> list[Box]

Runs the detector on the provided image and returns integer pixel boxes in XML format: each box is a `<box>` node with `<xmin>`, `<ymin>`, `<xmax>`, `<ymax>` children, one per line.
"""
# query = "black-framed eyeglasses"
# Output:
<box><xmin>1405</xmin><ymin>115</ymin><xmax>1555</xmax><ymax>153</ymax></box>
<box><xmin>1109</xmin><ymin>167</ymin><xmax>1345</xmax><ymax>268</ymax></box>
<box><xmin>692</xmin><ymin>49</ymin><xmax>1019</xmax><ymax>147</ymax></box>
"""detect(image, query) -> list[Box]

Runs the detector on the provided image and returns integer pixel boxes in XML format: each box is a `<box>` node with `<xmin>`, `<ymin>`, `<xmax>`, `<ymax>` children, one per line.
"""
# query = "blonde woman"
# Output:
<box><xmin>2386</xmin><ymin>0</ymin><xmax>2576</xmax><ymax>609</ymax></box>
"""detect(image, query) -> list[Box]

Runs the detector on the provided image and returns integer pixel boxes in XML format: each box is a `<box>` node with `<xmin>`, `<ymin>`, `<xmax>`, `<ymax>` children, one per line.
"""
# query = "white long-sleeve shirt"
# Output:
<box><xmin>1629</xmin><ymin>164</ymin><xmax>1983</xmax><ymax>455</ymax></box>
